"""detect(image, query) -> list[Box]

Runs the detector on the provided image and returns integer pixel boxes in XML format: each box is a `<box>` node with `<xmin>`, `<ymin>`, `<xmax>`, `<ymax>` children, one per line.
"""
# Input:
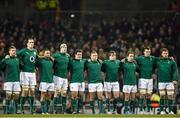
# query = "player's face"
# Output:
<box><xmin>144</xmin><ymin>49</ymin><xmax>151</xmax><ymax>57</ymax></box>
<box><xmin>109</xmin><ymin>53</ymin><xmax>116</xmax><ymax>60</ymax></box>
<box><xmin>91</xmin><ymin>53</ymin><xmax>98</xmax><ymax>61</ymax></box>
<box><xmin>75</xmin><ymin>52</ymin><xmax>82</xmax><ymax>60</ymax></box>
<box><xmin>127</xmin><ymin>53</ymin><xmax>134</xmax><ymax>62</ymax></box>
<box><xmin>44</xmin><ymin>50</ymin><xmax>51</xmax><ymax>57</ymax></box>
<box><xmin>60</xmin><ymin>44</ymin><xmax>67</xmax><ymax>53</ymax></box>
<box><xmin>161</xmin><ymin>51</ymin><xmax>169</xmax><ymax>58</ymax></box>
<box><xmin>9</xmin><ymin>48</ymin><xmax>16</xmax><ymax>57</ymax></box>
<box><xmin>27</xmin><ymin>39</ymin><xmax>34</xmax><ymax>49</ymax></box>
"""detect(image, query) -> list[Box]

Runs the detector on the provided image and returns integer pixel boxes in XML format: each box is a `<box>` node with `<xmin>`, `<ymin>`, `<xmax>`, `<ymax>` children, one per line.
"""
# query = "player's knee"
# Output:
<box><xmin>22</xmin><ymin>85</ymin><xmax>29</xmax><ymax>91</ymax></box>
<box><xmin>61</xmin><ymin>90</ymin><xmax>67</xmax><ymax>96</ymax></box>
<box><xmin>139</xmin><ymin>89</ymin><xmax>146</xmax><ymax>95</ymax></box>
<box><xmin>147</xmin><ymin>90</ymin><xmax>152</xmax><ymax>95</ymax></box>
<box><xmin>6</xmin><ymin>92</ymin><xmax>12</xmax><ymax>99</ymax></box>
<box><xmin>13</xmin><ymin>92</ymin><xmax>20</xmax><ymax>99</ymax></box>
<box><xmin>29</xmin><ymin>85</ymin><xmax>35</xmax><ymax>91</ymax></box>
<box><xmin>159</xmin><ymin>90</ymin><xmax>166</xmax><ymax>96</ymax></box>
<box><xmin>167</xmin><ymin>90</ymin><xmax>174</xmax><ymax>96</ymax></box>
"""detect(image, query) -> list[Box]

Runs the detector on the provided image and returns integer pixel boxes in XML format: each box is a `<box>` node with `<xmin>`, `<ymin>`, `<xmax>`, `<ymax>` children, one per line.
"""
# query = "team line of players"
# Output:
<box><xmin>0</xmin><ymin>37</ymin><xmax>179</xmax><ymax>114</ymax></box>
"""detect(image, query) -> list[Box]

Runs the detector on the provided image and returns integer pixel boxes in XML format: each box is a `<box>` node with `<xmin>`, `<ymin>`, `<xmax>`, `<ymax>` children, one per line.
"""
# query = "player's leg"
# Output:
<box><xmin>159</xmin><ymin>83</ymin><xmax>166</xmax><ymax>114</ymax></box>
<box><xmin>104</xmin><ymin>82</ymin><xmax>111</xmax><ymax>113</ymax></box>
<box><xmin>77</xmin><ymin>82</ymin><xmax>85</xmax><ymax>113</ymax></box>
<box><xmin>4</xmin><ymin>82</ymin><xmax>12</xmax><ymax>114</ymax></box>
<box><xmin>97</xmin><ymin>83</ymin><xmax>103</xmax><ymax>114</ymax></box>
<box><xmin>53</xmin><ymin>76</ymin><xmax>61</xmax><ymax>114</ymax></box>
<box><xmin>28</xmin><ymin>73</ymin><xmax>36</xmax><ymax>114</ymax></box>
<box><xmin>61</xmin><ymin>78</ymin><xmax>68</xmax><ymax>114</ymax></box>
<box><xmin>39</xmin><ymin>82</ymin><xmax>47</xmax><ymax>114</ymax></box>
<box><xmin>166</xmin><ymin>83</ymin><xmax>175</xmax><ymax>114</ymax></box>
<box><xmin>20</xmin><ymin>72</ymin><xmax>29</xmax><ymax>113</ymax></box>
<box><xmin>12</xmin><ymin>82</ymin><xmax>21</xmax><ymax>113</ymax></box>
<box><xmin>129</xmin><ymin>86</ymin><xmax>137</xmax><ymax>114</ymax></box>
<box><xmin>45</xmin><ymin>83</ymin><xmax>54</xmax><ymax>114</ymax></box>
<box><xmin>123</xmin><ymin>85</ymin><xmax>131</xmax><ymax>114</ymax></box>
<box><xmin>88</xmin><ymin>83</ymin><xmax>96</xmax><ymax>114</ymax></box>
<box><xmin>112</xmin><ymin>82</ymin><xmax>120</xmax><ymax>114</ymax></box>
<box><xmin>138</xmin><ymin>79</ymin><xmax>146</xmax><ymax>114</ymax></box>
<box><xmin>70</xmin><ymin>83</ymin><xmax>79</xmax><ymax>113</ymax></box>
<box><xmin>146</xmin><ymin>79</ymin><xmax>153</xmax><ymax>114</ymax></box>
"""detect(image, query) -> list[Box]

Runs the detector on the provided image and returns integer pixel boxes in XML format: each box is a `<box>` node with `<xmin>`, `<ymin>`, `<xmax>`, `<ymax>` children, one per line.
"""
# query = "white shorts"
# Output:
<box><xmin>123</xmin><ymin>85</ymin><xmax>137</xmax><ymax>93</ymax></box>
<box><xmin>88</xmin><ymin>83</ymin><xmax>103</xmax><ymax>92</ymax></box>
<box><xmin>53</xmin><ymin>76</ymin><xmax>68</xmax><ymax>90</ymax></box>
<box><xmin>4</xmin><ymin>82</ymin><xmax>21</xmax><ymax>92</ymax></box>
<box><xmin>20</xmin><ymin>72</ymin><xmax>36</xmax><ymax>86</ymax></box>
<box><xmin>70</xmin><ymin>82</ymin><xmax>85</xmax><ymax>92</ymax></box>
<box><xmin>39</xmin><ymin>82</ymin><xmax>54</xmax><ymax>92</ymax></box>
<box><xmin>138</xmin><ymin>78</ymin><xmax>153</xmax><ymax>91</ymax></box>
<box><xmin>104</xmin><ymin>81</ymin><xmax>119</xmax><ymax>92</ymax></box>
<box><xmin>158</xmin><ymin>82</ymin><xmax>174</xmax><ymax>90</ymax></box>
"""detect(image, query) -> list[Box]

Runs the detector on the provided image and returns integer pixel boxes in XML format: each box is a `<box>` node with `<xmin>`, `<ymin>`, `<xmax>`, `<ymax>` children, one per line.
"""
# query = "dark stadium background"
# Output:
<box><xmin>0</xmin><ymin>0</ymin><xmax>179</xmax><ymax>115</ymax></box>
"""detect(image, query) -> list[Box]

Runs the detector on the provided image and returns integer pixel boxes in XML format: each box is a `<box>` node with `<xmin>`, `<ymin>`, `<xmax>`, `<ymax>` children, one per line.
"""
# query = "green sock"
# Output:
<box><xmin>98</xmin><ymin>99</ymin><xmax>103</xmax><ymax>114</ymax></box>
<box><xmin>90</xmin><ymin>101</ymin><xmax>95</xmax><ymax>114</ymax></box>
<box><xmin>14</xmin><ymin>99</ymin><xmax>19</xmax><ymax>113</ymax></box>
<box><xmin>5</xmin><ymin>99</ymin><xmax>10</xmax><ymax>114</ymax></box>
<box><xmin>53</xmin><ymin>97</ymin><xmax>58</xmax><ymax>113</ymax></box>
<box><xmin>61</xmin><ymin>96</ymin><xmax>66</xmax><ymax>113</ymax></box>
<box><xmin>28</xmin><ymin>96</ymin><xmax>34</xmax><ymax>113</ymax></box>
<box><xmin>168</xmin><ymin>99</ymin><xmax>173</xmax><ymax>112</ymax></box>
<box><xmin>130</xmin><ymin>100</ymin><xmax>136</xmax><ymax>113</ymax></box>
<box><xmin>146</xmin><ymin>98</ymin><xmax>151</xmax><ymax>112</ymax></box>
<box><xmin>106</xmin><ymin>99</ymin><xmax>110</xmax><ymax>112</ymax></box>
<box><xmin>41</xmin><ymin>101</ymin><xmax>45</xmax><ymax>113</ymax></box>
<box><xmin>46</xmin><ymin>100</ymin><xmax>51</xmax><ymax>113</ymax></box>
<box><xmin>124</xmin><ymin>101</ymin><xmax>129</xmax><ymax>113</ymax></box>
<box><xmin>20</xmin><ymin>96</ymin><xmax>26</xmax><ymax>113</ymax></box>
<box><xmin>160</xmin><ymin>98</ymin><xmax>165</xmax><ymax>112</ymax></box>
<box><xmin>77</xmin><ymin>98</ymin><xmax>83</xmax><ymax>113</ymax></box>
<box><xmin>139</xmin><ymin>98</ymin><xmax>144</xmax><ymax>111</ymax></box>
<box><xmin>71</xmin><ymin>99</ymin><xmax>77</xmax><ymax>112</ymax></box>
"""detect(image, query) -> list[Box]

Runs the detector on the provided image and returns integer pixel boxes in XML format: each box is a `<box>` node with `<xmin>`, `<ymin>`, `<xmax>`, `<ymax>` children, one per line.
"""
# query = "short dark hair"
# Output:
<box><xmin>25</xmin><ymin>36</ymin><xmax>35</xmax><ymax>44</ymax></box>
<box><xmin>9</xmin><ymin>45</ymin><xmax>16</xmax><ymax>51</ymax></box>
<box><xmin>143</xmin><ymin>46</ymin><xmax>151</xmax><ymax>51</ymax></box>
<box><xmin>160</xmin><ymin>48</ymin><xmax>169</xmax><ymax>54</ymax></box>
<box><xmin>75</xmin><ymin>49</ymin><xmax>82</xmax><ymax>54</ymax></box>
<box><xmin>127</xmin><ymin>50</ymin><xmax>134</xmax><ymax>56</ymax></box>
<box><xmin>109</xmin><ymin>50</ymin><xmax>116</xmax><ymax>56</ymax></box>
<box><xmin>91</xmin><ymin>50</ymin><xmax>97</xmax><ymax>54</ymax></box>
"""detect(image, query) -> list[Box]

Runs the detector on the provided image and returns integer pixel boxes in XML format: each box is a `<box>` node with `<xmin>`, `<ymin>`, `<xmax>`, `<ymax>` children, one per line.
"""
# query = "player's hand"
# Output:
<box><xmin>172</xmin><ymin>81</ymin><xmax>177</xmax><ymax>85</ymax></box>
<box><xmin>5</xmin><ymin>55</ymin><xmax>10</xmax><ymax>59</ymax></box>
<box><xmin>169</xmin><ymin>56</ymin><xmax>174</xmax><ymax>60</ymax></box>
<box><xmin>121</xmin><ymin>58</ymin><xmax>126</xmax><ymax>63</ymax></box>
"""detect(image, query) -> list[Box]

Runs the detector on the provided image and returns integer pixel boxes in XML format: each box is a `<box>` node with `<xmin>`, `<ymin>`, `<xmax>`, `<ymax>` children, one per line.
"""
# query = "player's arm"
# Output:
<box><xmin>172</xmin><ymin>61</ymin><xmax>179</xmax><ymax>84</ymax></box>
<box><xmin>0</xmin><ymin>58</ymin><xmax>6</xmax><ymax>71</ymax></box>
<box><xmin>101</xmin><ymin>61</ymin><xmax>106</xmax><ymax>73</ymax></box>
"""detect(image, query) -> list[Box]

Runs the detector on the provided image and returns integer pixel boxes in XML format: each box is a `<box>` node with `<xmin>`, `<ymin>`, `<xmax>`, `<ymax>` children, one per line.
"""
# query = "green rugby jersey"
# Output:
<box><xmin>52</xmin><ymin>52</ymin><xmax>70</xmax><ymax>78</ymax></box>
<box><xmin>135</xmin><ymin>56</ymin><xmax>156</xmax><ymax>79</ymax></box>
<box><xmin>121</xmin><ymin>60</ymin><xmax>137</xmax><ymax>85</ymax></box>
<box><xmin>0</xmin><ymin>56</ymin><xmax>20</xmax><ymax>82</ymax></box>
<box><xmin>69</xmin><ymin>58</ymin><xmax>86</xmax><ymax>83</ymax></box>
<box><xmin>17</xmin><ymin>48</ymin><xmax>37</xmax><ymax>72</ymax></box>
<box><xmin>85</xmin><ymin>59</ymin><xmax>102</xmax><ymax>83</ymax></box>
<box><xmin>36</xmin><ymin>57</ymin><xmax>53</xmax><ymax>83</ymax></box>
<box><xmin>156</xmin><ymin>58</ymin><xmax>178</xmax><ymax>82</ymax></box>
<box><xmin>102</xmin><ymin>59</ymin><xmax>121</xmax><ymax>82</ymax></box>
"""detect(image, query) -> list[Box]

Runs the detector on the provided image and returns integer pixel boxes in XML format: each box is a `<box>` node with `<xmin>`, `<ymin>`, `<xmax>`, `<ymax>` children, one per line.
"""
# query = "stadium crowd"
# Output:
<box><xmin>0</xmin><ymin>14</ymin><xmax>179</xmax><ymax>114</ymax></box>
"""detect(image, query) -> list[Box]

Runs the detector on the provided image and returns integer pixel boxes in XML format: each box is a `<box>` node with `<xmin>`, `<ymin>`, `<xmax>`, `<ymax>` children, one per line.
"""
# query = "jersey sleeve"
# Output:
<box><xmin>0</xmin><ymin>58</ymin><xmax>6</xmax><ymax>71</ymax></box>
<box><xmin>172</xmin><ymin>61</ymin><xmax>179</xmax><ymax>81</ymax></box>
